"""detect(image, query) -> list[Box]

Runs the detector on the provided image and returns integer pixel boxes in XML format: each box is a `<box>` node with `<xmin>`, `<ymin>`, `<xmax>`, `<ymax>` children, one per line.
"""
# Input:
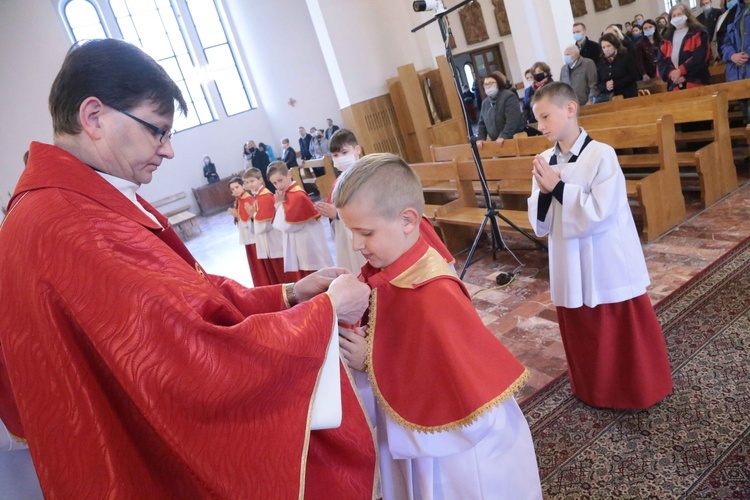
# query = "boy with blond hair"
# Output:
<box><xmin>227</xmin><ymin>176</ymin><xmax>265</xmax><ymax>286</ymax></box>
<box><xmin>268</xmin><ymin>161</ymin><xmax>333</xmax><ymax>278</ymax></box>
<box><xmin>333</xmin><ymin>153</ymin><xmax>542</xmax><ymax>499</ymax></box>
<box><xmin>528</xmin><ymin>82</ymin><xmax>672</xmax><ymax>409</ymax></box>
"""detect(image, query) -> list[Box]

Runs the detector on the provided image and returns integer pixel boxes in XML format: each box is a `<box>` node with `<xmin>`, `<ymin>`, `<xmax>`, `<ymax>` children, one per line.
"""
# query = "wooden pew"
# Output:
<box><xmin>151</xmin><ymin>192</ymin><xmax>201</xmax><ymax>240</ymax></box>
<box><xmin>434</xmin><ymin>156</ymin><xmax>544</xmax><ymax>254</ymax></box>
<box><xmin>410</xmin><ymin>161</ymin><xmax>460</xmax><ymax>221</ymax></box>
<box><xmin>293</xmin><ymin>156</ymin><xmax>337</xmax><ymax>198</ymax></box>
<box><xmin>500</xmin><ymin>116</ymin><xmax>686</xmax><ymax>242</ymax></box>
<box><xmin>577</xmin><ymin>92</ymin><xmax>738</xmax><ymax>207</ymax></box>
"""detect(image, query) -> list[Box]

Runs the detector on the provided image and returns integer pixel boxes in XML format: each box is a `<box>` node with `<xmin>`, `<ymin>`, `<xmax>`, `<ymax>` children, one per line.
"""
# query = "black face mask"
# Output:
<box><xmin>533</xmin><ymin>73</ymin><xmax>546</xmax><ymax>82</ymax></box>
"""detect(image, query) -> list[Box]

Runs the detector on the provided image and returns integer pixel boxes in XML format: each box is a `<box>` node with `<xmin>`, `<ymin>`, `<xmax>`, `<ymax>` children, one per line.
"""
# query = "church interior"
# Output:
<box><xmin>1</xmin><ymin>0</ymin><xmax>749</xmax><ymax>497</ymax></box>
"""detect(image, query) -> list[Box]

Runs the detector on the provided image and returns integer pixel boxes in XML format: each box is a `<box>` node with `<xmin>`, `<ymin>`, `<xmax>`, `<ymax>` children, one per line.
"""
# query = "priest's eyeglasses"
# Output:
<box><xmin>114</xmin><ymin>108</ymin><xmax>174</xmax><ymax>143</ymax></box>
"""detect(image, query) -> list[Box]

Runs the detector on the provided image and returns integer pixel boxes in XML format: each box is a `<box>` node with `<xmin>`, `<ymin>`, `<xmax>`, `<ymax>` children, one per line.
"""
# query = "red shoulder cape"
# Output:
<box><xmin>0</xmin><ymin>143</ymin><xmax>375</xmax><ymax>497</ymax></box>
<box><xmin>284</xmin><ymin>182</ymin><xmax>320</xmax><ymax>223</ymax></box>
<box><xmin>361</xmin><ymin>236</ymin><xmax>528</xmax><ymax>432</ymax></box>
<box><xmin>253</xmin><ymin>186</ymin><xmax>275</xmax><ymax>222</ymax></box>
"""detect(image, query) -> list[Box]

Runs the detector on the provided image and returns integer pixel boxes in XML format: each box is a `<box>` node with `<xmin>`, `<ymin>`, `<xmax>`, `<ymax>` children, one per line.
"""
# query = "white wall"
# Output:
<box><xmin>574</xmin><ymin>0</ymin><xmax>666</xmax><ymax>40</ymax></box>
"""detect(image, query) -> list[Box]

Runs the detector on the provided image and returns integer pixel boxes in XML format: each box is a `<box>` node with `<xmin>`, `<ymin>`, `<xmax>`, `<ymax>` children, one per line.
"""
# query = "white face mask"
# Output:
<box><xmin>671</xmin><ymin>15</ymin><xmax>687</xmax><ymax>29</ymax></box>
<box><xmin>485</xmin><ymin>86</ymin><xmax>499</xmax><ymax>98</ymax></box>
<box><xmin>333</xmin><ymin>152</ymin><xmax>358</xmax><ymax>171</ymax></box>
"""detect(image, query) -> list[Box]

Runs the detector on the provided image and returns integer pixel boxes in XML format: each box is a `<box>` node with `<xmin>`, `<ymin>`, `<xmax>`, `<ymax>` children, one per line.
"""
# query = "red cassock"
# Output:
<box><xmin>254</xmin><ymin>187</ymin><xmax>295</xmax><ymax>285</ymax></box>
<box><xmin>237</xmin><ymin>193</ymin><xmax>271</xmax><ymax>287</ymax></box>
<box><xmin>0</xmin><ymin>143</ymin><xmax>376</xmax><ymax>498</ymax></box>
<box><xmin>360</xmin><ymin>236</ymin><xmax>528</xmax><ymax>431</ymax></box>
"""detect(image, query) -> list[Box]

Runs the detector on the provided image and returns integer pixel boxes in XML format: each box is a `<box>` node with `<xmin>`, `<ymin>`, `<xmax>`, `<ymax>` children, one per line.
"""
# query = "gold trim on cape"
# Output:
<box><xmin>366</xmin><ymin>258</ymin><xmax>530</xmax><ymax>433</ymax></box>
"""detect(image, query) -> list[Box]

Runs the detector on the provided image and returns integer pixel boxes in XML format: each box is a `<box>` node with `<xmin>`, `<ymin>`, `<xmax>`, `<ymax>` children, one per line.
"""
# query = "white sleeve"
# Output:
<box><xmin>272</xmin><ymin>205</ymin><xmax>305</xmax><ymax>233</ymax></box>
<box><xmin>561</xmin><ymin>147</ymin><xmax>625</xmax><ymax>239</ymax></box>
<box><xmin>310</xmin><ymin>311</ymin><xmax>342</xmax><ymax>430</ymax></box>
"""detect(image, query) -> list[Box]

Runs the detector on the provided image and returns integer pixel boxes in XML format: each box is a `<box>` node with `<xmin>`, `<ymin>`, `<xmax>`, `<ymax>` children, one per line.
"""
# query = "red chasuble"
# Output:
<box><xmin>360</xmin><ymin>237</ymin><xmax>528</xmax><ymax>431</ymax></box>
<box><xmin>0</xmin><ymin>143</ymin><xmax>376</xmax><ymax>498</ymax></box>
<box><xmin>283</xmin><ymin>182</ymin><xmax>320</xmax><ymax>223</ymax></box>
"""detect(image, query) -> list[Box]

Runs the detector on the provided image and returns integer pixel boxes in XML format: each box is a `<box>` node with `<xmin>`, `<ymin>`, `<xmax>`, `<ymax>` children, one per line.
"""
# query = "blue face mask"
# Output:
<box><xmin>564</xmin><ymin>55</ymin><xmax>574</xmax><ymax>66</ymax></box>
<box><xmin>635</xmin><ymin>19</ymin><xmax>643</xmax><ymax>26</ymax></box>
<box><xmin>703</xmin><ymin>4</ymin><xmax>712</xmax><ymax>12</ymax></box>
<box><xmin>644</xmin><ymin>28</ymin><xmax>655</xmax><ymax>37</ymax></box>
<box><xmin>632</xmin><ymin>33</ymin><xmax>643</xmax><ymax>39</ymax></box>
<box><xmin>573</xmin><ymin>32</ymin><xmax>584</xmax><ymax>42</ymax></box>
<box><xmin>728</xmin><ymin>0</ymin><xmax>739</xmax><ymax>9</ymax></box>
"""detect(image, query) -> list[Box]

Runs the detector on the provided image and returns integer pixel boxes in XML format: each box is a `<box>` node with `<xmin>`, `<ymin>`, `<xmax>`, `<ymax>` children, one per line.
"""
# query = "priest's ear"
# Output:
<box><xmin>78</xmin><ymin>96</ymin><xmax>106</xmax><ymax>140</ymax></box>
<box><xmin>400</xmin><ymin>207</ymin><xmax>420</xmax><ymax>234</ymax></box>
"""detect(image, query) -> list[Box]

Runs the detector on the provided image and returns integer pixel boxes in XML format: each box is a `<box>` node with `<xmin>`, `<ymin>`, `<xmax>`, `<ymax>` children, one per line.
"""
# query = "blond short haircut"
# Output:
<box><xmin>531</xmin><ymin>81</ymin><xmax>579</xmax><ymax>113</ymax></box>
<box><xmin>266</xmin><ymin>161</ymin><xmax>289</xmax><ymax>178</ymax></box>
<box><xmin>332</xmin><ymin>153</ymin><xmax>424</xmax><ymax>221</ymax></box>
<box><xmin>243</xmin><ymin>167</ymin><xmax>262</xmax><ymax>180</ymax></box>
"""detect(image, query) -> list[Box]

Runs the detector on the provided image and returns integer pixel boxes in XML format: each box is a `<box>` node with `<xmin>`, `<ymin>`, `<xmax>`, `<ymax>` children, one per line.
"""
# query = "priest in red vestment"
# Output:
<box><xmin>0</xmin><ymin>39</ymin><xmax>376</xmax><ymax>498</ymax></box>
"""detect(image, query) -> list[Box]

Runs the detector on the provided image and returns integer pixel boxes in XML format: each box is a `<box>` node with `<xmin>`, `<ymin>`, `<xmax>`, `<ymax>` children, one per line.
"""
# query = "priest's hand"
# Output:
<box><xmin>339</xmin><ymin>326</ymin><xmax>367</xmax><ymax>372</ymax></box>
<box><xmin>327</xmin><ymin>274</ymin><xmax>371</xmax><ymax>324</ymax></box>
<box><xmin>532</xmin><ymin>154</ymin><xmax>560</xmax><ymax>194</ymax></box>
<box><xmin>294</xmin><ymin>267</ymin><xmax>350</xmax><ymax>302</ymax></box>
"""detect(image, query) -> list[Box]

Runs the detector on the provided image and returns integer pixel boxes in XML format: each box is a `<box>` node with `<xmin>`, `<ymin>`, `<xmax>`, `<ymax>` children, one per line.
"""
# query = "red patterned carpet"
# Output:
<box><xmin>521</xmin><ymin>236</ymin><xmax>750</xmax><ymax>498</ymax></box>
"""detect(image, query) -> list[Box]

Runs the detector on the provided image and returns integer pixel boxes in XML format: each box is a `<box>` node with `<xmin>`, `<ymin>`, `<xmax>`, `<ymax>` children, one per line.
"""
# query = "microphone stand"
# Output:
<box><xmin>412</xmin><ymin>0</ymin><xmax>542</xmax><ymax>280</ymax></box>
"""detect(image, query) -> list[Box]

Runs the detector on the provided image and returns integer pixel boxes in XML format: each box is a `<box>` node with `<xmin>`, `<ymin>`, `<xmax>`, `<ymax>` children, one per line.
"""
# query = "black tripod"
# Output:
<box><xmin>412</xmin><ymin>0</ymin><xmax>542</xmax><ymax>280</ymax></box>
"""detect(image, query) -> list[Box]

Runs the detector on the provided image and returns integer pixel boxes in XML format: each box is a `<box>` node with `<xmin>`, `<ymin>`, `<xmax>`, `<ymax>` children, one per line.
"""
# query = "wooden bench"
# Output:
<box><xmin>151</xmin><ymin>192</ymin><xmax>201</xmax><ymax>240</ymax></box>
<box><xmin>293</xmin><ymin>156</ymin><xmax>337</xmax><ymax>199</ymax></box>
<box><xmin>576</xmin><ymin>92</ymin><xmax>738</xmax><ymax>207</ymax></box>
<box><xmin>410</xmin><ymin>161</ymin><xmax>460</xmax><ymax>221</ymax></box>
<box><xmin>430</xmin><ymin>116</ymin><xmax>686</xmax><ymax>242</ymax></box>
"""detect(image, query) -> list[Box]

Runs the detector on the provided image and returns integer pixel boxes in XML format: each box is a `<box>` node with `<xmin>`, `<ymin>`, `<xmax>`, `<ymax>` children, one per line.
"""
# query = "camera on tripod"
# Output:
<box><xmin>412</xmin><ymin>0</ymin><xmax>445</xmax><ymax>12</ymax></box>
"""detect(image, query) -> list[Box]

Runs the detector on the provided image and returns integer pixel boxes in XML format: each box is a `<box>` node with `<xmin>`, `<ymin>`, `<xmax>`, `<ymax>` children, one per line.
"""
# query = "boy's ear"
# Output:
<box><xmin>566</xmin><ymin>100</ymin><xmax>578</xmax><ymax>118</ymax></box>
<box><xmin>354</xmin><ymin>145</ymin><xmax>363</xmax><ymax>157</ymax></box>
<box><xmin>401</xmin><ymin>207</ymin><xmax>420</xmax><ymax>234</ymax></box>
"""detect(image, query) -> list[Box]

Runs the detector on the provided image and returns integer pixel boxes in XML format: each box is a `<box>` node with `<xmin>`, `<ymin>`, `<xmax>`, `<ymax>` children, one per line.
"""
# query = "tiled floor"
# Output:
<box><xmin>185</xmin><ymin>180</ymin><xmax>750</xmax><ymax>402</ymax></box>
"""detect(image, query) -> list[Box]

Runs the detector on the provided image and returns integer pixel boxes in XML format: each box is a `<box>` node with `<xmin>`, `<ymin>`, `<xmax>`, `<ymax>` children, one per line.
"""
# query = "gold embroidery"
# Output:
<box><xmin>366</xmin><ymin>288</ymin><xmax>529</xmax><ymax>433</ymax></box>
<box><xmin>389</xmin><ymin>247</ymin><xmax>457</xmax><ymax>289</ymax></box>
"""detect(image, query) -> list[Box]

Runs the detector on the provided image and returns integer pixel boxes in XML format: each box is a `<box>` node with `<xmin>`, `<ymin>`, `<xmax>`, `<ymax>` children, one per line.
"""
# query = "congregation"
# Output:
<box><xmin>2</xmin><ymin>0</ymin><xmax>749</xmax><ymax>497</ymax></box>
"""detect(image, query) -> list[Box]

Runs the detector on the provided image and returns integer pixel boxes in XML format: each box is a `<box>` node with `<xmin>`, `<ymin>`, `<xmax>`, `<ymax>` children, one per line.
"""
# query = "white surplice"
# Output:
<box><xmin>273</xmin><ymin>206</ymin><xmax>333</xmax><ymax>272</ymax></box>
<box><xmin>527</xmin><ymin>129</ymin><xmax>649</xmax><ymax>308</ymax></box>
<box><xmin>0</xmin><ymin>419</ymin><xmax>42</xmax><ymax>499</ymax></box>
<box><xmin>253</xmin><ymin>219</ymin><xmax>284</xmax><ymax>259</ymax></box>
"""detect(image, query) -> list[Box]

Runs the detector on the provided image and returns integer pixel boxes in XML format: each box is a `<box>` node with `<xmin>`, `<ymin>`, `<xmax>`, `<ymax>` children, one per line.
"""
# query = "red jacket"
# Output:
<box><xmin>658</xmin><ymin>26</ymin><xmax>710</xmax><ymax>90</ymax></box>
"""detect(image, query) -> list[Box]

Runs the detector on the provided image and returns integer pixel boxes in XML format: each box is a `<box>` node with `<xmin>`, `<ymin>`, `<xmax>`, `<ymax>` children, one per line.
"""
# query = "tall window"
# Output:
<box><xmin>663</xmin><ymin>0</ymin><xmax>698</xmax><ymax>11</ymax></box>
<box><xmin>60</xmin><ymin>0</ymin><xmax>256</xmax><ymax>132</ymax></box>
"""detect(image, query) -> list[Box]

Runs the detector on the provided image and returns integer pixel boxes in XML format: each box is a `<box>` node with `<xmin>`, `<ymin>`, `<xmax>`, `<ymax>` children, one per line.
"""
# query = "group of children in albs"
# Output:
<box><xmin>224</xmin><ymin>82</ymin><xmax>673</xmax><ymax>498</ymax></box>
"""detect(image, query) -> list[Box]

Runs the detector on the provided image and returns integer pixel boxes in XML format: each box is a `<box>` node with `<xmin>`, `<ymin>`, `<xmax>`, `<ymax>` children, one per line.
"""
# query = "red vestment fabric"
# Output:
<box><xmin>283</xmin><ymin>182</ymin><xmax>320</xmax><ymax>223</ymax></box>
<box><xmin>556</xmin><ymin>293</ymin><xmax>673</xmax><ymax>409</ymax></box>
<box><xmin>360</xmin><ymin>237</ymin><xmax>528</xmax><ymax>431</ymax></box>
<box><xmin>0</xmin><ymin>143</ymin><xmax>375</xmax><ymax>498</ymax></box>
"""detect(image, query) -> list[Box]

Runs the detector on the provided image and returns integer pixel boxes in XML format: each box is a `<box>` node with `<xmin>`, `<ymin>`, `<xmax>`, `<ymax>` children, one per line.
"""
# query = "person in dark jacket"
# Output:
<box><xmin>298</xmin><ymin>126</ymin><xmax>313</xmax><ymax>160</ymax></box>
<box><xmin>202</xmin><ymin>155</ymin><xmax>220</xmax><ymax>184</ymax></box>
<box><xmin>573</xmin><ymin>22</ymin><xmax>603</xmax><ymax>62</ymax></box>
<box><xmin>475</xmin><ymin>71</ymin><xmax>526</xmax><ymax>149</ymax></box>
<box><xmin>697</xmin><ymin>0</ymin><xmax>723</xmax><ymax>42</ymax></box>
<box><xmin>634</xmin><ymin>19</ymin><xmax>662</xmax><ymax>82</ymax></box>
<box><xmin>522</xmin><ymin>62</ymin><xmax>554</xmax><ymax>124</ymax></box>
<box><xmin>597</xmin><ymin>33</ymin><xmax>640</xmax><ymax>99</ymax></box>
<box><xmin>280</xmin><ymin>138</ymin><xmax>298</xmax><ymax>169</ymax></box>
<box><xmin>716</xmin><ymin>0</ymin><xmax>741</xmax><ymax>58</ymax></box>
<box><xmin>658</xmin><ymin>3</ymin><xmax>711</xmax><ymax>91</ymax></box>
<box><xmin>245</xmin><ymin>140</ymin><xmax>274</xmax><ymax>193</ymax></box>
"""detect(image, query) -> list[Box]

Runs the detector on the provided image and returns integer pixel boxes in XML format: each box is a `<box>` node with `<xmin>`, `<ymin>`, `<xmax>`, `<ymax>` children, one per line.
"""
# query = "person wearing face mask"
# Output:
<box><xmin>573</xmin><ymin>22</ymin><xmax>603</xmax><ymax>61</ymax></box>
<box><xmin>697</xmin><ymin>0</ymin><xmax>722</xmax><ymax>43</ymax></box>
<box><xmin>522</xmin><ymin>62</ymin><xmax>554</xmax><ymax>124</ymax></box>
<box><xmin>716</xmin><ymin>0</ymin><xmax>742</xmax><ymax>59</ymax></box>
<box><xmin>596</xmin><ymin>33</ymin><xmax>639</xmax><ymax>101</ymax></box>
<box><xmin>634</xmin><ymin>14</ymin><xmax>645</xmax><ymax>27</ymax></box>
<box><xmin>560</xmin><ymin>45</ymin><xmax>600</xmax><ymax>105</ymax></box>
<box><xmin>721</xmin><ymin>0</ymin><xmax>750</xmax><ymax>119</ymax></box>
<box><xmin>634</xmin><ymin>20</ymin><xmax>662</xmax><ymax>82</ymax></box>
<box><xmin>658</xmin><ymin>3</ymin><xmax>711</xmax><ymax>91</ymax></box>
<box><xmin>475</xmin><ymin>71</ymin><xmax>526</xmax><ymax>149</ymax></box>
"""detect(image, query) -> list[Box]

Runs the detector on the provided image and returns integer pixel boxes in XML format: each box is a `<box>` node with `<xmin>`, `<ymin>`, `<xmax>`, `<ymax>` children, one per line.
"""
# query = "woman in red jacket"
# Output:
<box><xmin>657</xmin><ymin>3</ymin><xmax>710</xmax><ymax>91</ymax></box>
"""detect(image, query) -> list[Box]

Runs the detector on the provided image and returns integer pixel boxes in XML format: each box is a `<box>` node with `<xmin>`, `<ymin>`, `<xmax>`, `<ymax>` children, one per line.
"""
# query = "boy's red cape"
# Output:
<box><xmin>360</xmin><ymin>236</ymin><xmax>528</xmax><ymax>432</ymax></box>
<box><xmin>283</xmin><ymin>182</ymin><xmax>320</xmax><ymax>223</ymax></box>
